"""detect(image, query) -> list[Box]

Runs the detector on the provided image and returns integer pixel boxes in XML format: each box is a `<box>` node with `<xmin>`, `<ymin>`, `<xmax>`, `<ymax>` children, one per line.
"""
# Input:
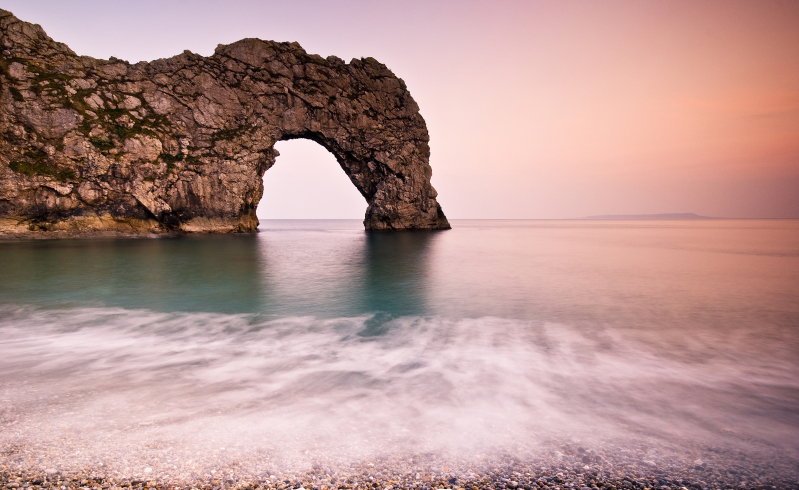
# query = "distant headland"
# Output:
<box><xmin>0</xmin><ymin>10</ymin><xmax>449</xmax><ymax>238</ymax></box>
<box><xmin>582</xmin><ymin>213</ymin><xmax>716</xmax><ymax>220</ymax></box>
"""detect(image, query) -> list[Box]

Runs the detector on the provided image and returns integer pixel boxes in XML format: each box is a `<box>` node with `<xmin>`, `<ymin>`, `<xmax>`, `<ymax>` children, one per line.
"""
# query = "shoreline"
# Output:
<box><xmin>3</xmin><ymin>448</ymin><xmax>797</xmax><ymax>490</ymax></box>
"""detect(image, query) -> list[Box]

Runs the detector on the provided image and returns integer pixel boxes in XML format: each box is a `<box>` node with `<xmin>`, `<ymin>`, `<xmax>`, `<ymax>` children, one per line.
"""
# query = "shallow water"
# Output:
<box><xmin>1</xmin><ymin>220</ymin><xmax>798</xmax><ymax>479</ymax></box>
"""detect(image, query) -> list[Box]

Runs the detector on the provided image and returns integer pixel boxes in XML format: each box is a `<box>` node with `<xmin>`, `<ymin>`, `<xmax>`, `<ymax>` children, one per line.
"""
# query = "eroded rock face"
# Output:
<box><xmin>0</xmin><ymin>10</ymin><xmax>449</xmax><ymax>236</ymax></box>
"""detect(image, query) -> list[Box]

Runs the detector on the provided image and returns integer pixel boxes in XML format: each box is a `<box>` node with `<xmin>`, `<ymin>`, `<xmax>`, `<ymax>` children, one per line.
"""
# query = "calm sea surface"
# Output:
<box><xmin>1</xmin><ymin>219</ymin><xmax>798</xmax><ymax>477</ymax></box>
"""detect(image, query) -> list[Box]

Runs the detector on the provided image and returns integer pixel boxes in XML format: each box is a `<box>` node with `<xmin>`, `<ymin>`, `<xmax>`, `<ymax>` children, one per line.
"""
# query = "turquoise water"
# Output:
<box><xmin>1</xmin><ymin>220</ymin><xmax>798</xmax><ymax>477</ymax></box>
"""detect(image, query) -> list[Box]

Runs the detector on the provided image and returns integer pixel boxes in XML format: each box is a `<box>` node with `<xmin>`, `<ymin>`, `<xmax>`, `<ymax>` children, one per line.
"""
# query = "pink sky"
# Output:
<box><xmin>7</xmin><ymin>0</ymin><xmax>799</xmax><ymax>218</ymax></box>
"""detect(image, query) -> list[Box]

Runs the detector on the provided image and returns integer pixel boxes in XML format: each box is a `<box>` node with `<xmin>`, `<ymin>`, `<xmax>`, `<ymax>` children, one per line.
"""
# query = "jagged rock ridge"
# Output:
<box><xmin>0</xmin><ymin>10</ymin><xmax>450</xmax><ymax>236</ymax></box>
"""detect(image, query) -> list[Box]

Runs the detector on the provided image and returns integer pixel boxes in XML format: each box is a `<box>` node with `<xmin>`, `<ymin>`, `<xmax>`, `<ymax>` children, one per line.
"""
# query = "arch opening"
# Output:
<box><xmin>256</xmin><ymin>139</ymin><xmax>368</xmax><ymax>224</ymax></box>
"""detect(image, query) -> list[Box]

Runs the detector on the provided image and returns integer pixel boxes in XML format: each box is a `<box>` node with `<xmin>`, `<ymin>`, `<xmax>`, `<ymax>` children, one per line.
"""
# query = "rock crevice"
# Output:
<box><xmin>0</xmin><ymin>10</ymin><xmax>450</xmax><ymax>236</ymax></box>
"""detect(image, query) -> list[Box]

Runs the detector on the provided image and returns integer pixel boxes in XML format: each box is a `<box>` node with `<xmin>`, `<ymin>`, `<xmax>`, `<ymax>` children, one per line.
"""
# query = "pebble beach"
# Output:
<box><xmin>3</xmin><ymin>441</ymin><xmax>798</xmax><ymax>490</ymax></box>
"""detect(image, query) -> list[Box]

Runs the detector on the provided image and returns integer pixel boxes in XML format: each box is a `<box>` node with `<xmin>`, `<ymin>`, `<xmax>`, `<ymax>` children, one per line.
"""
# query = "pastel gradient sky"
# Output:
<box><xmin>7</xmin><ymin>0</ymin><xmax>799</xmax><ymax>218</ymax></box>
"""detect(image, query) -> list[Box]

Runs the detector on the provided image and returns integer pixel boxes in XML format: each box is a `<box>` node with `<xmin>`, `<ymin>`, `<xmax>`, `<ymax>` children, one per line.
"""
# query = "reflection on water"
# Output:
<box><xmin>253</xmin><ymin>220</ymin><xmax>438</xmax><ymax>318</ymax></box>
<box><xmin>357</xmin><ymin>231</ymin><xmax>436</xmax><ymax>319</ymax></box>
<box><xmin>0</xmin><ymin>221</ymin><xmax>439</xmax><ymax>317</ymax></box>
<box><xmin>0</xmin><ymin>219</ymin><xmax>798</xmax><ymax>479</ymax></box>
<box><xmin>0</xmin><ymin>235</ymin><xmax>266</xmax><ymax>314</ymax></box>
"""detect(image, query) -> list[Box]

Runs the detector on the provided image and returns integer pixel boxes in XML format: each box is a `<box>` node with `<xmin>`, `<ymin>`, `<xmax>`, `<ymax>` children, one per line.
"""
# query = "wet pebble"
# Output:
<box><xmin>1</xmin><ymin>443</ymin><xmax>798</xmax><ymax>490</ymax></box>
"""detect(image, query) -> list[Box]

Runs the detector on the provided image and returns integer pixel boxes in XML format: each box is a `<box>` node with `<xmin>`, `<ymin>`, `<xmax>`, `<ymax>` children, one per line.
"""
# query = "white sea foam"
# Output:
<box><xmin>1</xmin><ymin>305</ymin><xmax>796</xmax><ymax>478</ymax></box>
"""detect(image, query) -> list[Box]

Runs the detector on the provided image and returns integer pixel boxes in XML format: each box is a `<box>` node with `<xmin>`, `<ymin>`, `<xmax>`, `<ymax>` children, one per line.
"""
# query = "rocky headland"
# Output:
<box><xmin>0</xmin><ymin>10</ymin><xmax>449</xmax><ymax>237</ymax></box>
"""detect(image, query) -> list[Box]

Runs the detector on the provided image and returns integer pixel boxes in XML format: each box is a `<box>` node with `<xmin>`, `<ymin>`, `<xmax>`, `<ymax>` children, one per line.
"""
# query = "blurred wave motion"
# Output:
<box><xmin>0</xmin><ymin>219</ymin><xmax>797</xmax><ymax>478</ymax></box>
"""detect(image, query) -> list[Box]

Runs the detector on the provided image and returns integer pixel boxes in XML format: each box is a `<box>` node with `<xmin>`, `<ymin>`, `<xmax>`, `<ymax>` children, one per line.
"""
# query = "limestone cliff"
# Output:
<box><xmin>0</xmin><ymin>10</ymin><xmax>450</xmax><ymax>237</ymax></box>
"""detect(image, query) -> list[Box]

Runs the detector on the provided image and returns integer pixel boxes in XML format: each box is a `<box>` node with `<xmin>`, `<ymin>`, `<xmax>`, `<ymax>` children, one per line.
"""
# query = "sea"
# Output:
<box><xmin>1</xmin><ymin>219</ymin><xmax>798</xmax><ymax>482</ymax></box>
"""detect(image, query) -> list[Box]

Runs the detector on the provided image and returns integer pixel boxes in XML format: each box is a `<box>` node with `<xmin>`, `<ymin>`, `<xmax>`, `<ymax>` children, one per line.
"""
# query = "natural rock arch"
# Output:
<box><xmin>0</xmin><ymin>10</ymin><xmax>449</xmax><ymax>237</ymax></box>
